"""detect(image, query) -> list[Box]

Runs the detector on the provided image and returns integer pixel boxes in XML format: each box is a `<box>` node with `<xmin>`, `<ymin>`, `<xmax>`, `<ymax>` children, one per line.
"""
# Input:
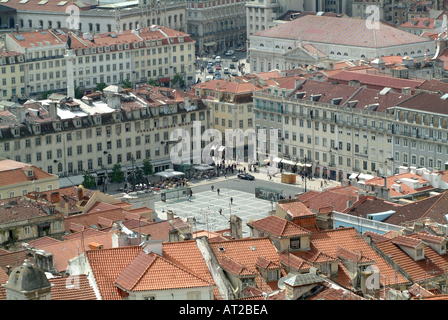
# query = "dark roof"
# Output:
<box><xmin>395</xmin><ymin>92</ymin><xmax>448</xmax><ymax>115</ymax></box>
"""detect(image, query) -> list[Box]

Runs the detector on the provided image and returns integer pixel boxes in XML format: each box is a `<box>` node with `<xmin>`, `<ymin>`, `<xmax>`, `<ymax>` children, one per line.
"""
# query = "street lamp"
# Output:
<box><xmin>301</xmin><ymin>156</ymin><xmax>311</xmax><ymax>193</ymax></box>
<box><xmin>103</xmin><ymin>151</ymin><xmax>110</xmax><ymax>193</ymax></box>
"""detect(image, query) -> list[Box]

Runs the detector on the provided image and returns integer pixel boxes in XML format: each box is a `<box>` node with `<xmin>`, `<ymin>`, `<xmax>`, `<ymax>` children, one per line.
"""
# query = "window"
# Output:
<box><xmin>290</xmin><ymin>238</ymin><xmax>301</xmax><ymax>249</ymax></box>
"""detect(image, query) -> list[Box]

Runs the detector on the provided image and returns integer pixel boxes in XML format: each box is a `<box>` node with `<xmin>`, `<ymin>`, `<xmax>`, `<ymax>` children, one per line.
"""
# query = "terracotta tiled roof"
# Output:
<box><xmin>279</xmin><ymin>251</ymin><xmax>313</xmax><ymax>271</ymax></box>
<box><xmin>399</xmin><ymin>17</ymin><xmax>436</xmax><ymax>29</ymax></box>
<box><xmin>278</xmin><ymin>201</ymin><xmax>316</xmax><ymax>218</ymax></box>
<box><xmin>410</xmin><ymin>232</ymin><xmax>447</xmax><ymax>244</ymax></box>
<box><xmin>129</xmin><ymin>217</ymin><xmax>190</xmax><ymax>241</ymax></box>
<box><xmin>297</xmin><ymin>186</ymin><xmax>360</xmax><ymax>214</ymax></box>
<box><xmin>1</xmin><ymin>0</ymin><xmax>91</xmax><ymax>13</ymax></box>
<box><xmin>114</xmin><ymin>251</ymin><xmax>211</xmax><ymax>292</ymax></box>
<box><xmin>64</xmin><ymin>208</ymin><xmax>127</xmax><ymax>232</ymax></box>
<box><xmin>0</xmin><ymin>267</ymin><xmax>8</xmax><ymax>285</ymax></box>
<box><xmin>391</xmin><ymin>235</ymin><xmax>423</xmax><ymax>248</ymax></box>
<box><xmin>36</xmin><ymin>232</ymin><xmax>113</xmax><ymax>272</ymax></box>
<box><xmin>62</xmin><ymin>229</ymin><xmax>107</xmax><ymax>241</ymax></box>
<box><xmin>97</xmin><ymin>217</ymin><xmax>114</xmax><ymax>228</ymax></box>
<box><xmin>0</xmin><ymin>159</ymin><xmax>55</xmax><ymax>187</ymax></box>
<box><xmin>247</xmin><ymin>215</ymin><xmax>312</xmax><ymax>238</ymax></box>
<box><xmin>211</xmin><ymin>238</ymin><xmax>285</xmax><ymax>293</ymax></box>
<box><xmin>24</xmin><ymin>236</ymin><xmax>61</xmax><ymax>247</ymax></box>
<box><xmin>395</xmin><ymin>91</ymin><xmax>448</xmax><ymax>115</ymax></box>
<box><xmin>220</xmin><ymin>256</ymin><xmax>258</xmax><ymax>276</ymax></box>
<box><xmin>306</xmin><ymin>281</ymin><xmax>364</xmax><ymax>300</ymax></box>
<box><xmin>241</xmin><ymin>285</ymin><xmax>263</xmax><ymax>297</ymax></box>
<box><xmin>365</xmin><ymin>172</ymin><xmax>433</xmax><ymax>198</ymax></box>
<box><xmin>375</xmin><ymin>238</ymin><xmax>448</xmax><ymax>282</ymax></box>
<box><xmin>85</xmin><ymin>246</ymin><xmax>142</xmax><ymax>300</ymax></box>
<box><xmin>310</xmin><ymin>227</ymin><xmax>408</xmax><ymax>285</ymax></box>
<box><xmin>255</xmin><ymin>255</ymin><xmax>282</xmax><ymax>270</ymax></box>
<box><xmin>383</xmin><ymin>230</ymin><xmax>401</xmax><ymax>239</ymax></box>
<box><xmin>0</xmin><ymin>250</ymin><xmax>33</xmax><ymax>273</ymax></box>
<box><xmin>47</xmin><ymin>275</ymin><xmax>97</xmax><ymax>300</ymax></box>
<box><xmin>253</xmin><ymin>15</ymin><xmax>431</xmax><ymax>47</ymax></box>
<box><xmin>336</xmin><ymin>247</ymin><xmax>375</xmax><ymax>265</ymax></box>
<box><xmin>85</xmin><ymin>201</ymin><xmax>118</xmax><ymax>214</ymax></box>
<box><xmin>363</xmin><ymin>230</ymin><xmax>391</xmax><ymax>243</ymax></box>
<box><xmin>0</xmin><ymin>274</ymin><xmax>97</xmax><ymax>300</ymax></box>
<box><xmin>408</xmin><ymin>283</ymin><xmax>434</xmax><ymax>298</ymax></box>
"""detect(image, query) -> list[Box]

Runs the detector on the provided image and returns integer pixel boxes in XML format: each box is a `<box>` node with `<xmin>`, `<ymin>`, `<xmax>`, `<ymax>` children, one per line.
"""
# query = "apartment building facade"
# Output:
<box><xmin>0</xmin><ymin>85</ymin><xmax>210</xmax><ymax>183</ymax></box>
<box><xmin>0</xmin><ymin>49</ymin><xmax>26</xmax><ymax>101</ymax></box>
<box><xmin>252</xmin><ymin>80</ymin><xmax>413</xmax><ymax>180</ymax></box>
<box><xmin>0</xmin><ymin>0</ymin><xmax>186</xmax><ymax>36</ymax></box>
<box><xmin>192</xmin><ymin>79</ymin><xmax>259</xmax><ymax>160</ymax></box>
<box><xmin>186</xmin><ymin>0</ymin><xmax>247</xmax><ymax>53</ymax></box>
<box><xmin>4</xmin><ymin>25</ymin><xmax>196</xmax><ymax>101</ymax></box>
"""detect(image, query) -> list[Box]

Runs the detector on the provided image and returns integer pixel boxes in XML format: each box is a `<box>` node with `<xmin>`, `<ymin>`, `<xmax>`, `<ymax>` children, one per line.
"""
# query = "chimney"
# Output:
<box><xmin>384</xmin><ymin>176</ymin><xmax>387</xmax><ymax>188</ymax></box>
<box><xmin>88</xmin><ymin>242</ymin><xmax>103</xmax><ymax>250</ymax></box>
<box><xmin>77</xmin><ymin>185</ymin><xmax>85</xmax><ymax>201</ymax></box>
<box><xmin>401</xmin><ymin>87</ymin><xmax>411</xmax><ymax>95</ymax></box>
<box><xmin>216</xmin><ymin>82</ymin><xmax>220</xmax><ymax>91</ymax></box>
<box><xmin>50</xmin><ymin>192</ymin><xmax>60</xmax><ymax>204</ymax></box>
<box><xmin>187</xmin><ymin>217</ymin><xmax>194</xmax><ymax>234</ymax></box>
<box><xmin>5</xmin><ymin>265</ymin><xmax>12</xmax><ymax>276</ymax></box>
<box><xmin>230</xmin><ymin>215</ymin><xmax>242</xmax><ymax>239</ymax></box>
<box><xmin>167</xmin><ymin>210</ymin><xmax>174</xmax><ymax>221</ymax></box>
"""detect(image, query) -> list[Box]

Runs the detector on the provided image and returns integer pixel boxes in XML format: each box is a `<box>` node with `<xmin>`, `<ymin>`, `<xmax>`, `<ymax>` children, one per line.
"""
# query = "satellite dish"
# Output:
<box><xmin>277</xmin><ymin>275</ymin><xmax>291</xmax><ymax>290</ymax></box>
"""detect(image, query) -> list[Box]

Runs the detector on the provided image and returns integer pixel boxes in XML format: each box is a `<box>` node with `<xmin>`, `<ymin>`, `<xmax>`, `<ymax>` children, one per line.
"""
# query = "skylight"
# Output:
<box><xmin>19</xmin><ymin>0</ymin><xmax>29</xmax><ymax>3</ymax></box>
<box><xmin>57</xmin><ymin>0</ymin><xmax>68</xmax><ymax>5</ymax></box>
<box><xmin>13</xmin><ymin>35</ymin><xmax>25</xmax><ymax>41</ymax></box>
<box><xmin>38</xmin><ymin>0</ymin><xmax>49</xmax><ymax>4</ymax></box>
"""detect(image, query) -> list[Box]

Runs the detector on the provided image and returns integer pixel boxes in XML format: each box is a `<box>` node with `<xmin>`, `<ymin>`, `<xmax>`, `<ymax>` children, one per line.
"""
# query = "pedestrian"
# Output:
<box><xmin>225</xmin><ymin>173</ymin><xmax>227</xmax><ymax>178</ymax></box>
<box><xmin>211</xmin><ymin>185</ymin><xmax>214</xmax><ymax>192</ymax></box>
<box><xmin>219</xmin><ymin>208</ymin><xmax>222</xmax><ymax>215</ymax></box>
<box><xmin>230</xmin><ymin>197</ymin><xmax>233</xmax><ymax>205</ymax></box>
<box><xmin>269</xmin><ymin>175</ymin><xmax>272</xmax><ymax>180</ymax></box>
<box><xmin>321</xmin><ymin>181</ymin><xmax>323</xmax><ymax>188</ymax></box>
<box><xmin>217</xmin><ymin>188</ymin><xmax>220</xmax><ymax>195</ymax></box>
<box><xmin>188</xmin><ymin>195</ymin><xmax>192</xmax><ymax>202</ymax></box>
<box><xmin>289</xmin><ymin>195</ymin><xmax>291</xmax><ymax>199</ymax></box>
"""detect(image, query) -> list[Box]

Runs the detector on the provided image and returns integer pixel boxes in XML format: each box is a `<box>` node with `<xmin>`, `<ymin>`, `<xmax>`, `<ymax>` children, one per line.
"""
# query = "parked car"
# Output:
<box><xmin>215</xmin><ymin>70</ymin><xmax>221</xmax><ymax>76</ymax></box>
<box><xmin>229</xmin><ymin>63</ymin><xmax>236</xmax><ymax>69</ymax></box>
<box><xmin>215</xmin><ymin>56</ymin><xmax>221</xmax><ymax>62</ymax></box>
<box><xmin>216</xmin><ymin>73</ymin><xmax>222</xmax><ymax>79</ymax></box>
<box><xmin>205</xmin><ymin>75</ymin><xmax>214</xmax><ymax>82</ymax></box>
<box><xmin>212</xmin><ymin>54</ymin><xmax>217</xmax><ymax>59</ymax></box>
<box><xmin>215</xmin><ymin>65</ymin><xmax>221</xmax><ymax>70</ymax></box>
<box><xmin>237</xmin><ymin>173</ymin><xmax>255</xmax><ymax>180</ymax></box>
<box><xmin>232</xmin><ymin>56</ymin><xmax>238</xmax><ymax>62</ymax></box>
<box><xmin>224</xmin><ymin>67</ymin><xmax>230</xmax><ymax>74</ymax></box>
<box><xmin>241</xmin><ymin>48</ymin><xmax>246</xmax><ymax>52</ymax></box>
<box><xmin>231</xmin><ymin>70</ymin><xmax>238</xmax><ymax>76</ymax></box>
<box><xmin>208</xmin><ymin>60</ymin><xmax>214</xmax><ymax>65</ymax></box>
<box><xmin>225</xmin><ymin>50</ymin><xmax>234</xmax><ymax>56</ymax></box>
<box><xmin>208</xmin><ymin>68</ymin><xmax>214</xmax><ymax>74</ymax></box>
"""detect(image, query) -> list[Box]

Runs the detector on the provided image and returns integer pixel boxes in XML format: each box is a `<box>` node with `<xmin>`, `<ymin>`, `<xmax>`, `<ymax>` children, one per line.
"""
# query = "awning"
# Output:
<box><xmin>349</xmin><ymin>172</ymin><xmax>360</xmax><ymax>179</ymax></box>
<box><xmin>59</xmin><ymin>174</ymin><xmax>85</xmax><ymax>188</ymax></box>
<box><xmin>282</xmin><ymin>159</ymin><xmax>296</xmax><ymax>166</ymax></box>
<box><xmin>273</xmin><ymin>157</ymin><xmax>282</xmax><ymax>163</ymax></box>
<box><xmin>358</xmin><ymin>173</ymin><xmax>375</xmax><ymax>180</ymax></box>
<box><xmin>305</xmin><ymin>163</ymin><xmax>312</xmax><ymax>167</ymax></box>
<box><xmin>195</xmin><ymin>165</ymin><xmax>214</xmax><ymax>171</ymax></box>
<box><xmin>218</xmin><ymin>146</ymin><xmax>225</xmax><ymax>152</ymax></box>
<box><xmin>204</xmin><ymin>42</ymin><xmax>216</xmax><ymax>47</ymax></box>
<box><xmin>211</xmin><ymin>145</ymin><xmax>217</xmax><ymax>150</ymax></box>
<box><xmin>155</xmin><ymin>171</ymin><xmax>185</xmax><ymax>178</ymax></box>
<box><xmin>38</xmin><ymin>223</ymin><xmax>50</xmax><ymax>228</ymax></box>
<box><xmin>97</xmin><ymin>170</ymin><xmax>106</xmax><ymax>175</ymax></box>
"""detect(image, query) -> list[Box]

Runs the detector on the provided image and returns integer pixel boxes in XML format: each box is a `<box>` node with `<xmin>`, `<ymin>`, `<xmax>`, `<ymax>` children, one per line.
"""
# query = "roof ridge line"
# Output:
<box><xmin>128</xmin><ymin>251</ymin><xmax>158</xmax><ymax>291</ymax></box>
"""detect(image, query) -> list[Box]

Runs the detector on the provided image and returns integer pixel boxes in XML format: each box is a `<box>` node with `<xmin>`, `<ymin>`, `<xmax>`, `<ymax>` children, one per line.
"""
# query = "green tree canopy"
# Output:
<box><xmin>171</xmin><ymin>73</ymin><xmax>184</xmax><ymax>87</ymax></box>
<box><xmin>142</xmin><ymin>157</ymin><xmax>153</xmax><ymax>176</ymax></box>
<box><xmin>94</xmin><ymin>82</ymin><xmax>107</xmax><ymax>92</ymax></box>
<box><xmin>110</xmin><ymin>162</ymin><xmax>124</xmax><ymax>183</ymax></box>
<box><xmin>82</xmin><ymin>170</ymin><xmax>96</xmax><ymax>189</ymax></box>
<box><xmin>122</xmin><ymin>78</ymin><xmax>132</xmax><ymax>89</ymax></box>
<box><xmin>148</xmin><ymin>78</ymin><xmax>159</xmax><ymax>86</ymax></box>
<box><xmin>42</xmin><ymin>90</ymin><xmax>53</xmax><ymax>99</ymax></box>
<box><xmin>74</xmin><ymin>86</ymin><xmax>83</xmax><ymax>99</ymax></box>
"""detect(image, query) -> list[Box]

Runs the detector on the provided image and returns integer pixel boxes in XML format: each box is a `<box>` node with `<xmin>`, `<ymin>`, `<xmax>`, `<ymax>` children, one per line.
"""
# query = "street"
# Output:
<box><xmin>193</xmin><ymin>49</ymin><xmax>249</xmax><ymax>84</ymax></box>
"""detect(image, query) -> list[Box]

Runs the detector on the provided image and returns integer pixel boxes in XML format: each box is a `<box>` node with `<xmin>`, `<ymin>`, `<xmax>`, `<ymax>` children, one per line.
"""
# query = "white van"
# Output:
<box><xmin>215</xmin><ymin>56</ymin><xmax>221</xmax><ymax>63</ymax></box>
<box><xmin>205</xmin><ymin>75</ymin><xmax>214</xmax><ymax>82</ymax></box>
<box><xmin>225</xmin><ymin>50</ymin><xmax>234</xmax><ymax>56</ymax></box>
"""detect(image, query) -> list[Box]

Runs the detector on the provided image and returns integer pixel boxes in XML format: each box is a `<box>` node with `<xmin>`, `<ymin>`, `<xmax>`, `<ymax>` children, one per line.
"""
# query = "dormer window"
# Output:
<box><xmin>416</xmin><ymin>248</ymin><xmax>423</xmax><ymax>257</ymax></box>
<box><xmin>27</xmin><ymin>169</ymin><xmax>33</xmax><ymax>176</ymax></box>
<box><xmin>290</xmin><ymin>238</ymin><xmax>301</xmax><ymax>249</ymax></box>
<box><xmin>96</xmin><ymin>116</ymin><xmax>101</xmax><ymax>124</ymax></box>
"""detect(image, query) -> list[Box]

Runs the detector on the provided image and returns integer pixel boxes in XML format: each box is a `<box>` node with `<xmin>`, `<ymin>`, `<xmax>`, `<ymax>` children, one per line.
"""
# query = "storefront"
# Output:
<box><xmin>158</xmin><ymin>77</ymin><xmax>170</xmax><ymax>87</ymax></box>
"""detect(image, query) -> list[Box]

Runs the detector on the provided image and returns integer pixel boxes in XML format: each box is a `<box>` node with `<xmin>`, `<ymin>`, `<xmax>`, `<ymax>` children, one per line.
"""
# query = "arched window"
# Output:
<box><xmin>57</xmin><ymin>21</ymin><xmax>61</xmax><ymax>29</ymax></box>
<box><xmin>96</xmin><ymin>23</ymin><xmax>100</xmax><ymax>32</ymax></box>
<box><xmin>260</xmin><ymin>43</ymin><xmax>264</xmax><ymax>47</ymax></box>
<box><xmin>287</xmin><ymin>46</ymin><xmax>292</xmax><ymax>50</ymax></box>
<box><xmin>180</xmin><ymin>14</ymin><xmax>183</xmax><ymax>22</ymax></box>
<box><xmin>361</xmin><ymin>54</ymin><xmax>365</xmax><ymax>58</ymax></box>
<box><xmin>168</xmin><ymin>16</ymin><xmax>172</xmax><ymax>24</ymax></box>
<box><xmin>403</xmin><ymin>52</ymin><xmax>408</xmax><ymax>55</ymax></box>
<box><xmin>344</xmin><ymin>53</ymin><xmax>348</xmax><ymax>56</ymax></box>
<box><xmin>417</xmin><ymin>50</ymin><xmax>422</xmax><ymax>53</ymax></box>
<box><xmin>39</xmin><ymin>20</ymin><xmax>43</xmax><ymax>27</ymax></box>
<box><xmin>28</xmin><ymin>20</ymin><xmax>32</xmax><ymax>28</ymax></box>
<box><xmin>19</xmin><ymin>19</ymin><xmax>23</xmax><ymax>28</ymax></box>
<box><xmin>123</xmin><ymin>23</ymin><xmax>126</xmax><ymax>31</ymax></box>
<box><xmin>397</xmin><ymin>53</ymin><xmax>401</xmax><ymax>56</ymax></box>
<box><xmin>275</xmin><ymin>45</ymin><xmax>280</xmax><ymax>48</ymax></box>
<box><xmin>276</xmin><ymin>64</ymin><xmax>279</xmax><ymax>69</ymax></box>
<box><xmin>174</xmin><ymin>15</ymin><xmax>177</xmax><ymax>23</ymax></box>
<box><xmin>157</xmin><ymin>18</ymin><xmax>160</xmax><ymax>25</ymax></box>
<box><xmin>152</xmin><ymin>18</ymin><xmax>156</xmax><ymax>25</ymax></box>
<box><xmin>337</xmin><ymin>52</ymin><xmax>341</xmax><ymax>55</ymax></box>
<box><xmin>89</xmin><ymin>23</ymin><xmax>93</xmax><ymax>32</ymax></box>
<box><xmin>410</xmin><ymin>51</ymin><xmax>415</xmax><ymax>54</ymax></box>
<box><xmin>330</xmin><ymin>51</ymin><xmax>334</xmax><ymax>54</ymax></box>
<box><xmin>129</xmin><ymin>22</ymin><xmax>132</xmax><ymax>30</ymax></box>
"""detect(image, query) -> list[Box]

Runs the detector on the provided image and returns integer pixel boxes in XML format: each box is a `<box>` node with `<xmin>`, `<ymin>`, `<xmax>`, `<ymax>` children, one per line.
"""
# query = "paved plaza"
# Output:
<box><xmin>154</xmin><ymin>188</ymin><xmax>274</xmax><ymax>238</ymax></box>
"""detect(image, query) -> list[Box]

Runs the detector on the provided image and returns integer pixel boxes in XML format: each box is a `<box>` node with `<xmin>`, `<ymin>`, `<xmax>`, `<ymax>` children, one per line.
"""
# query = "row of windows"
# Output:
<box><xmin>19</xmin><ymin>15</ymin><xmax>184</xmax><ymax>33</ymax></box>
<box><xmin>214</xmin><ymin>117</ymin><xmax>253</xmax><ymax>128</ymax></box>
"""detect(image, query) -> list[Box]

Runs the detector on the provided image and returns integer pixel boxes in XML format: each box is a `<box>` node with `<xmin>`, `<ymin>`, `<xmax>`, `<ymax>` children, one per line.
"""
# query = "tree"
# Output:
<box><xmin>110</xmin><ymin>162</ymin><xmax>124</xmax><ymax>184</ymax></box>
<box><xmin>42</xmin><ymin>90</ymin><xmax>53</xmax><ymax>99</ymax></box>
<box><xmin>148</xmin><ymin>78</ymin><xmax>159</xmax><ymax>86</ymax></box>
<box><xmin>142</xmin><ymin>157</ymin><xmax>153</xmax><ymax>176</ymax></box>
<box><xmin>82</xmin><ymin>170</ymin><xmax>96</xmax><ymax>189</ymax></box>
<box><xmin>122</xmin><ymin>78</ymin><xmax>132</xmax><ymax>89</ymax></box>
<box><xmin>94</xmin><ymin>82</ymin><xmax>107</xmax><ymax>92</ymax></box>
<box><xmin>171</xmin><ymin>73</ymin><xmax>184</xmax><ymax>87</ymax></box>
<box><xmin>74</xmin><ymin>86</ymin><xmax>83</xmax><ymax>99</ymax></box>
